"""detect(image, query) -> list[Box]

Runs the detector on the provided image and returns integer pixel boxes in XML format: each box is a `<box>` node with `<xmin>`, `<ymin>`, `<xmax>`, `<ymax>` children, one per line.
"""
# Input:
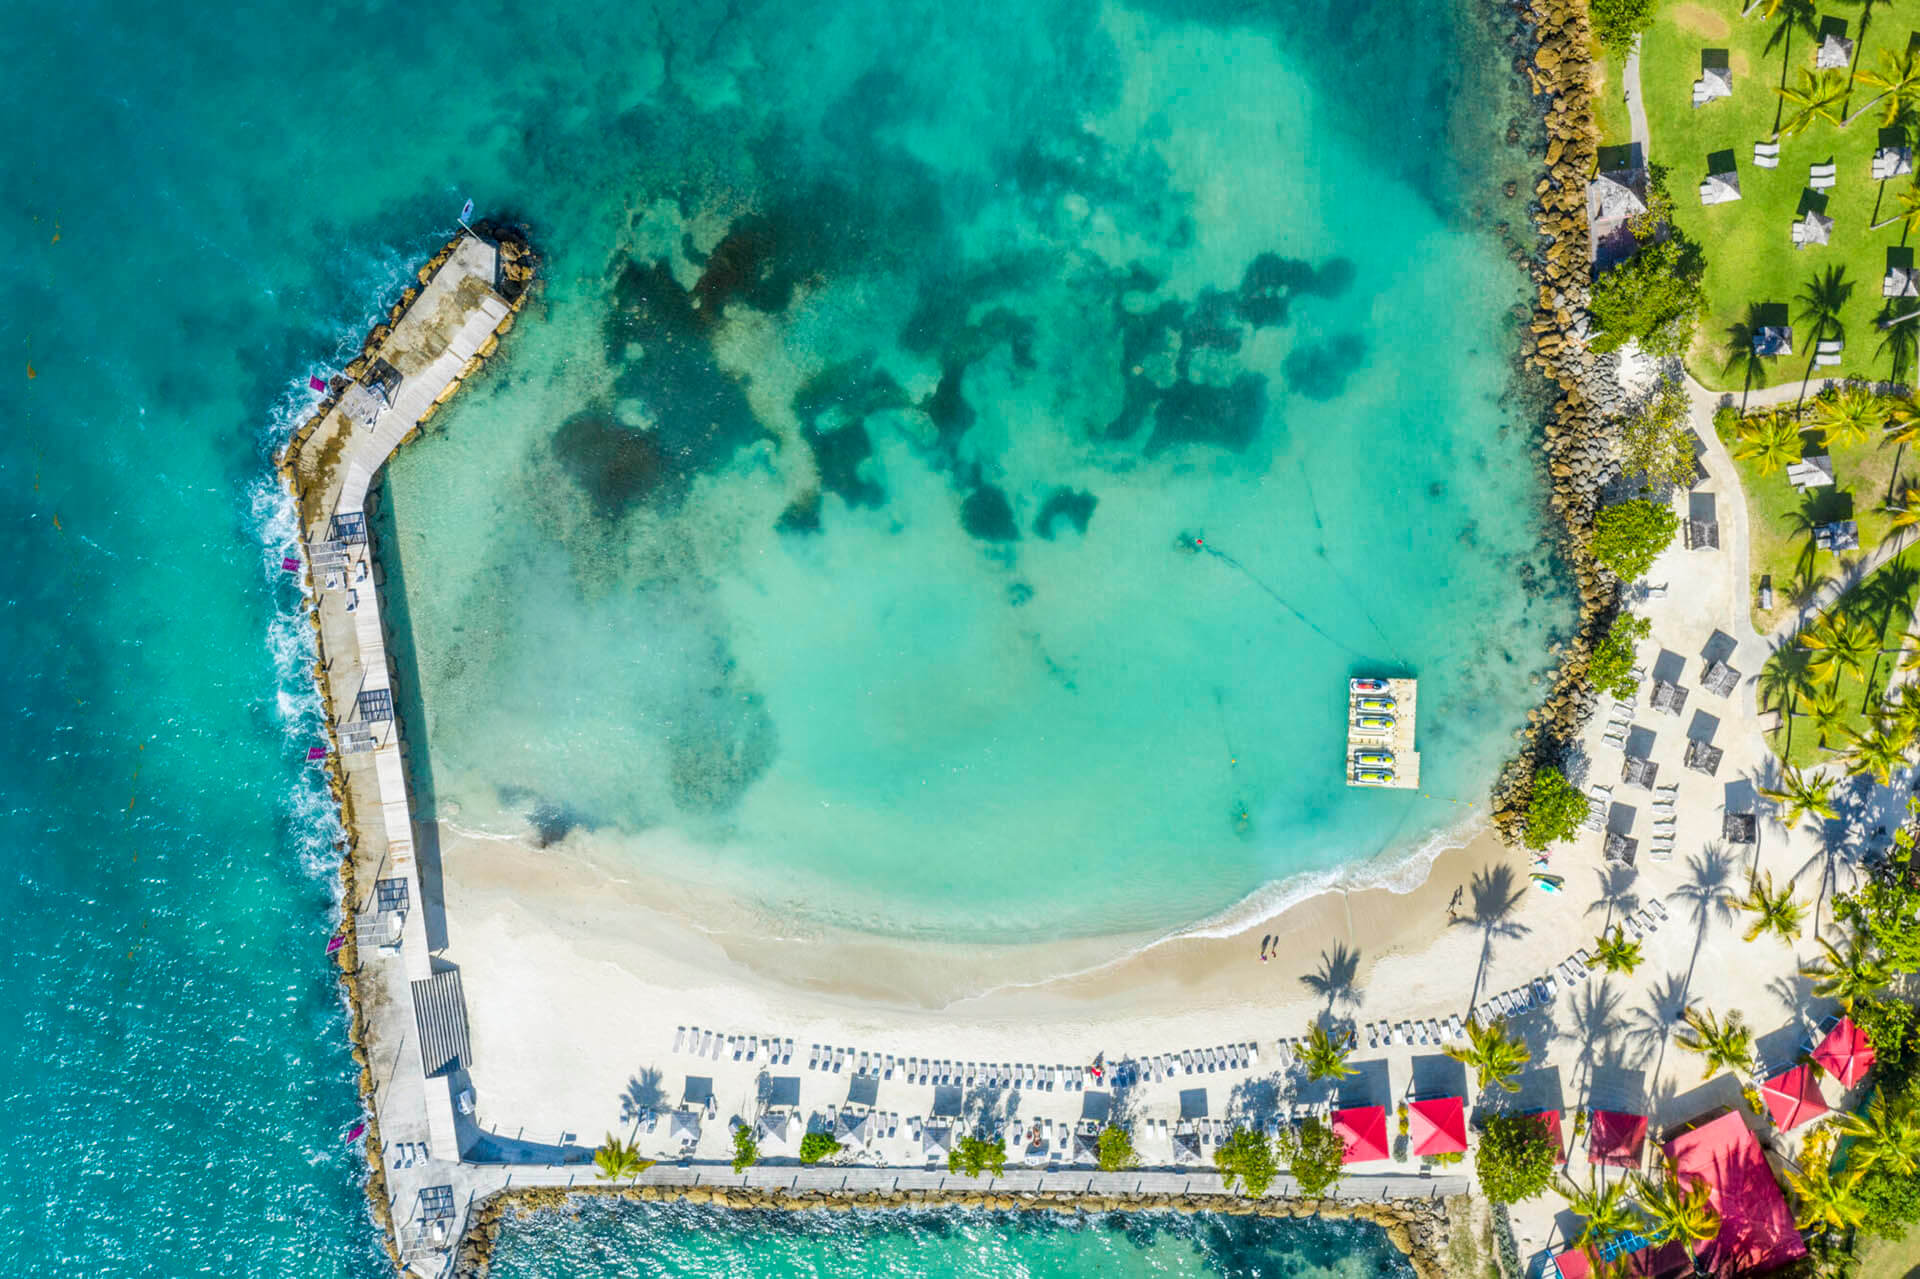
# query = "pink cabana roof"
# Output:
<box><xmin>1666</xmin><ymin>1111</ymin><xmax>1808</xmax><ymax>1276</ymax></box>
<box><xmin>1409</xmin><ymin>1096</ymin><xmax>1468</xmax><ymax>1156</ymax></box>
<box><xmin>1587</xmin><ymin>1108</ymin><xmax>1648</xmax><ymax>1167</ymax></box>
<box><xmin>1529</xmin><ymin>1109</ymin><xmax>1567</xmax><ymax>1164</ymax></box>
<box><xmin>1761</xmin><ymin>1064</ymin><xmax>1829</xmax><ymax>1131</ymax></box>
<box><xmin>1332</xmin><ymin>1104</ymin><xmax>1390</xmax><ymax>1163</ymax></box>
<box><xmin>1813</xmin><ymin>1017</ymin><xmax>1875</xmax><ymax>1088</ymax></box>
<box><xmin>1553</xmin><ymin>1248</ymin><xmax>1592</xmax><ymax>1279</ymax></box>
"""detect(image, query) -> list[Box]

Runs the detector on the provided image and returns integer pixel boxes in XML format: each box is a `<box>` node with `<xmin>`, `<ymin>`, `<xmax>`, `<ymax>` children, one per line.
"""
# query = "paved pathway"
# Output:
<box><xmin>1623</xmin><ymin>39</ymin><xmax>1649</xmax><ymax>156</ymax></box>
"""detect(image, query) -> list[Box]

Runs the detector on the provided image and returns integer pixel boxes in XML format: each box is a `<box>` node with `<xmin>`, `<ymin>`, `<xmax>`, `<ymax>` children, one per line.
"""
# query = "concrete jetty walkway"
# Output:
<box><xmin>280</xmin><ymin>232</ymin><xmax>521</xmax><ymax>1276</ymax></box>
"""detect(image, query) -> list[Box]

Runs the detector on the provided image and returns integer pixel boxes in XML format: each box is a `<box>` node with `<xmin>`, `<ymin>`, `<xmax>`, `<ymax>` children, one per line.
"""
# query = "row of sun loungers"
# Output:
<box><xmin>671</xmin><ymin>1026</ymin><xmax>794</xmax><ymax>1064</ymax></box>
<box><xmin>1140</xmin><ymin>1044</ymin><xmax>1259</xmax><ymax>1081</ymax></box>
<box><xmin>1648</xmin><ymin>783</ymin><xmax>1678</xmax><ymax>860</ymax></box>
<box><xmin>1361</xmin><ymin>1015</ymin><xmax>1463</xmax><ymax>1049</ymax></box>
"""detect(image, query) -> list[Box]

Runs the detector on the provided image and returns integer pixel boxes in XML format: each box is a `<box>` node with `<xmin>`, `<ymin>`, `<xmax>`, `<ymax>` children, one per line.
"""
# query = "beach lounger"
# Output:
<box><xmin>784</xmin><ymin>1038</ymin><xmax>795</xmax><ymax>1064</ymax></box>
<box><xmin>699</xmin><ymin>1031</ymin><xmax>713</xmax><ymax>1056</ymax></box>
<box><xmin>1576</xmin><ymin>947</ymin><xmax>1592</xmax><ymax>969</ymax></box>
<box><xmin>1426</xmin><ymin>1018</ymin><xmax>1442</xmax><ymax>1042</ymax></box>
<box><xmin>713</xmin><ymin>1035</ymin><xmax>726</xmax><ymax>1060</ymax></box>
<box><xmin>1447</xmin><ymin>1014</ymin><xmax>1464</xmax><ymax>1039</ymax></box>
<box><xmin>1245</xmin><ymin>1042</ymin><xmax>1259</xmax><ymax>1065</ymax></box>
<box><xmin>673</xmin><ymin>1026</ymin><xmax>685</xmax><ymax>1053</ymax></box>
<box><xmin>1649</xmin><ymin>898</ymin><xmax>1670</xmax><ymax>922</ymax></box>
<box><xmin>1365</xmin><ymin>1022</ymin><xmax>1379</xmax><ymax>1049</ymax></box>
<box><xmin>1622</xmin><ymin>916</ymin><xmax>1644</xmax><ymax>940</ymax></box>
<box><xmin>1637</xmin><ymin>908</ymin><xmax>1660</xmax><ymax>932</ymax></box>
<box><xmin>1274</xmin><ymin>1039</ymin><xmax>1293</xmax><ymax>1069</ymax></box>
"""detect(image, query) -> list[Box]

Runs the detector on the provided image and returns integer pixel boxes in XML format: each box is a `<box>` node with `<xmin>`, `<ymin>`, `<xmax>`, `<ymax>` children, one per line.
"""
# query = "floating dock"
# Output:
<box><xmin>1346</xmin><ymin>677</ymin><xmax>1420</xmax><ymax>789</ymax></box>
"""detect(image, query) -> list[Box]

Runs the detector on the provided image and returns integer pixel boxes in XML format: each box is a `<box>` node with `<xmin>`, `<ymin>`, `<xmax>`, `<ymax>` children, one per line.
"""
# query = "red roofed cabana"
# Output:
<box><xmin>1332</xmin><ymin>1104</ymin><xmax>1390</xmax><ymax>1163</ymax></box>
<box><xmin>1408</xmin><ymin>1096</ymin><xmax>1468</xmax><ymax>1156</ymax></box>
<box><xmin>1761</xmin><ymin>1065</ymin><xmax>1829</xmax><ymax>1131</ymax></box>
<box><xmin>1587</xmin><ymin>1109</ymin><xmax>1648</xmax><ymax>1167</ymax></box>
<box><xmin>1812</xmin><ymin>1017</ymin><xmax>1875</xmax><ymax>1088</ymax></box>
<box><xmin>1528</xmin><ymin>1109</ymin><xmax>1567</xmax><ymax>1164</ymax></box>
<box><xmin>1666</xmin><ymin>1111</ymin><xmax>1807</xmax><ymax>1275</ymax></box>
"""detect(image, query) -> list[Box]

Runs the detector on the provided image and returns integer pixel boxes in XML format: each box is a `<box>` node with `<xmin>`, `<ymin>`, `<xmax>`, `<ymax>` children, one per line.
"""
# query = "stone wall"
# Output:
<box><xmin>450</xmin><ymin>1184</ymin><xmax>1471</xmax><ymax>1279</ymax></box>
<box><xmin>1488</xmin><ymin>0</ymin><xmax>1624</xmax><ymax>842</ymax></box>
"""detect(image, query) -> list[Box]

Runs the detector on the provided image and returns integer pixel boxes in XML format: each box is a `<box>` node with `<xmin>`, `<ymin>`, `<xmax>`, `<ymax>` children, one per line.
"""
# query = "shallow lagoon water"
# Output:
<box><xmin>384</xmin><ymin>0</ymin><xmax>1573</xmax><ymax>940</ymax></box>
<box><xmin>1</xmin><ymin>0</ymin><xmax>1553</xmax><ymax>1270</ymax></box>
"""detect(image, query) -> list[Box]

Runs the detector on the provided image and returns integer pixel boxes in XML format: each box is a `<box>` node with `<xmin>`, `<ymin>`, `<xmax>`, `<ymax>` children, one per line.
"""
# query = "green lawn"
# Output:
<box><xmin>1760</xmin><ymin>546</ymin><xmax>1920</xmax><ymax>767</ymax></box>
<box><xmin>1593</xmin><ymin>42</ymin><xmax>1634</xmax><ymax>149</ymax></box>
<box><xmin>1711</xmin><ymin>407</ymin><xmax>1910</xmax><ymax>631</ymax></box>
<box><xmin>1639</xmin><ymin>0</ymin><xmax>1920</xmax><ymax>390</ymax></box>
<box><xmin>1856</xmin><ymin>1229</ymin><xmax>1920</xmax><ymax>1279</ymax></box>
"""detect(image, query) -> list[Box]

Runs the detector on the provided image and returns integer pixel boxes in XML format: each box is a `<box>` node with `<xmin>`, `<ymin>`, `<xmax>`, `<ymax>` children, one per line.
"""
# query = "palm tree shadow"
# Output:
<box><xmin>1797</xmin><ymin>264</ymin><xmax>1856</xmax><ymax>396</ymax></box>
<box><xmin>1670</xmin><ymin>844</ymin><xmax>1739</xmax><ymax>997</ymax></box>
<box><xmin>1299</xmin><ymin>940</ymin><xmax>1364</xmax><ymax>1007</ymax></box>
<box><xmin>1567</xmin><ymin>976</ymin><xmax>1635</xmax><ymax>1094</ymax></box>
<box><xmin>1725</xmin><ymin>304</ymin><xmax>1770</xmax><ymax>405</ymax></box>
<box><xmin>1583</xmin><ymin>864</ymin><xmax>1642</xmax><ymax>931</ymax></box>
<box><xmin>1766</xmin><ymin>0</ymin><xmax>1822</xmax><ymax>135</ymax></box>
<box><xmin>1452</xmin><ymin>863</ymin><xmax>1530</xmax><ymax>1011</ymax></box>
<box><xmin>620</xmin><ymin>1066</ymin><xmax>666</xmax><ymax>1127</ymax></box>
<box><xmin>1626</xmin><ymin>969</ymin><xmax>1694</xmax><ymax>1086</ymax></box>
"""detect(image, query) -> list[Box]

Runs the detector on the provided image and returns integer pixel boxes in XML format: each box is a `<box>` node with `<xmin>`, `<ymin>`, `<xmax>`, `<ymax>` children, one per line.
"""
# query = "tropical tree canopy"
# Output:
<box><xmin>1619</xmin><ymin>378</ymin><xmax>1699</xmax><ymax>488</ymax></box>
<box><xmin>1216</xmin><ymin>1126</ymin><xmax>1279</xmax><ymax>1196</ymax></box>
<box><xmin>731</xmin><ymin>1123</ymin><xmax>760</xmax><ymax>1174</ymax></box>
<box><xmin>1782</xmin><ymin>1156</ymin><xmax>1869</xmax><ymax>1234</ymax></box>
<box><xmin>1557</xmin><ymin>1175</ymin><xmax>1643</xmax><ymax>1252</ymax></box>
<box><xmin>1589</xmin><ymin>927</ymin><xmax>1644</xmax><ymax>974</ymax></box>
<box><xmin>1831</xmin><ymin>1090</ymin><xmax>1920</xmax><ymax>1179</ymax></box>
<box><xmin>1732</xmin><ymin>411</ymin><xmax>1806</xmax><ymax>476</ymax></box>
<box><xmin>1726</xmin><ymin>871</ymin><xmax>1806</xmax><ymax>944</ymax></box>
<box><xmin>1477</xmin><ymin>1114</ymin><xmax>1556</xmax><ymax>1204</ymax></box>
<box><xmin>1590</xmin><ymin>613</ymin><xmax>1651</xmax><ymax>701</ymax></box>
<box><xmin>1590</xmin><ymin>499</ymin><xmax>1680</xmax><ymax>581</ymax></box>
<box><xmin>1275</xmin><ymin>1118</ymin><xmax>1344</xmax><ymax>1197</ymax></box>
<box><xmin>1855</xmin><ymin>46</ymin><xmax>1920</xmax><ymax>129</ymax></box>
<box><xmin>1810</xmin><ymin>386</ymin><xmax>1889</xmax><ymax>450</ymax></box>
<box><xmin>1777</xmin><ymin>67</ymin><xmax>1847</xmax><ymax>138</ymax></box>
<box><xmin>1096</xmin><ymin>1124</ymin><xmax>1139</xmax><ymax>1172</ymax></box>
<box><xmin>1759</xmin><ymin>765</ymin><xmax>1837</xmax><ymax>829</ymax></box>
<box><xmin>1801</xmin><ymin>614</ymin><xmax>1879</xmax><ymax>689</ymax></box>
<box><xmin>1801</xmin><ymin>929</ymin><xmax>1893</xmax><ymax>1013</ymax></box>
<box><xmin>1675</xmin><ymin>1006</ymin><xmax>1756</xmax><ymax>1078</ymax></box>
<box><xmin>1524</xmin><ymin>765</ymin><xmax>1589</xmax><ymax>850</ymax></box>
<box><xmin>594</xmin><ymin>1133</ymin><xmax>652</xmax><ymax>1181</ymax></box>
<box><xmin>1298</xmin><ymin>1020</ymin><xmax>1357</xmax><ymax>1082</ymax></box>
<box><xmin>1589</xmin><ymin>234</ymin><xmax>1707</xmax><ymax>357</ymax></box>
<box><xmin>1634</xmin><ymin>1168</ymin><xmax>1721</xmax><ymax>1247</ymax></box>
<box><xmin>1444</xmin><ymin>1016</ymin><xmax>1532</xmax><ymax>1093</ymax></box>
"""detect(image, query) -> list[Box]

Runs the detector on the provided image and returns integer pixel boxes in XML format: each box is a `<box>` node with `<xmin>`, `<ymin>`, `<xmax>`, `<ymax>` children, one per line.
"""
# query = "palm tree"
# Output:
<box><xmin>1444</xmin><ymin>1016</ymin><xmax>1532</xmax><ymax>1093</ymax></box>
<box><xmin>1297</xmin><ymin>1020</ymin><xmax>1356</xmax><ymax>1082</ymax></box>
<box><xmin>1778</xmin><ymin>67</ymin><xmax>1849</xmax><ymax>138</ymax></box>
<box><xmin>1797</xmin><ymin>267</ymin><xmax>1856</xmax><ymax>357</ymax></box>
<box><xmin>1588</xmin><ymin>927</ymin><xmax>1644</xmax><ymax>975</ymax></box>
<box><xmin>1725</xmin><ymin>872</ymin><xmax>1806</xmax><ymax>944</ymax></box>
<box><xmin>1850</xmin><ymin>45</ymin><xmax>1920</xmax><ymax>127</ymax></box>
<box><xmin>1675</xmin><ymin>1006</ymin><xmax>1756</xmax><ymax>1078</ymax></box>
<box><xmin>593</xmin><ymin>1133</ymin><xmax>649</xmax><ymax>1181</ymax></box>
<box><xmin>1831</xmin><ymin>1089</ymin><xmax>1920</xmax><ymax>1178</ymax></box>
<box><xmin>1876</xmin><ymin>307</ymin><xmax>1919</xmax><ymax>381</ymax></box>
<box><xmin>1782</xmin><ymin>1158</ymin><xmax>1869</xmax><ymax>1234</ymax></box>
<box><xmin>1802</xmin><ymin>614</ymin><xmax>1879</xmax><ymax>689</ymax></box>
<box><xmin>1793</xmin><ymin>682</ymin><xmax>1853</xmax><ymax>750</ymax></box>
<box><xmin>1875</xmin><ymin>179</ymin><xmax>1920</xmax><ymax>234</ymax></box>
<box><xmin>1733</xmin><ymin>411</ymin><xmax>1807</xmax><ymax>476</ymax></box>
<box><xmin>1884</xmin><ymin>485</ymin><xmax>1920</xmax><ymax>549</ymax></box>
<box><xmin>1760</xmin><ymin>764</ymin><xmax>1838</xmax><ymax>828</ymax></box>
<box><xmin>1810</xmin><ymin>385</ymin><xmax>1888</xmax><ymax>449</ymax></box>
<box><xmin>1843</xmin><ymin>717</ymin><xmax>1911</xmax><ymax>784</ymax></box>
<box><xmin>1801</xmin><ymin>928</ymin><xmax>1893</xmax><ymax>1012</ymax></box>
<box><xmin>1633</xmin><ymin>1167</ymin><xmax>1722</xmax><ymax>1248</ymax></box>
<box><xmin>1558</xmin><ymin>1175</ymin><xmax>1643</xmax><ymax>1253</ymax></box>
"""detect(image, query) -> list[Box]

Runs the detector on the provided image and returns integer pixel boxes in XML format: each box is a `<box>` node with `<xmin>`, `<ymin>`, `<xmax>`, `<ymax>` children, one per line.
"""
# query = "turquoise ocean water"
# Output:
<box><xmin>1</xmin><ymin>0</ymin><xmax>1555</xmax><ymax>1272</ymax></box>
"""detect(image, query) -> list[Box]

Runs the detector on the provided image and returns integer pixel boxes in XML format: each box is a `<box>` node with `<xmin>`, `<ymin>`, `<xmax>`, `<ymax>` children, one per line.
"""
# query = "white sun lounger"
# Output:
<box><xmin>1649</xmin><ymin>898</ymin><xmax>1670</xmax><ymax>922</ymax></box>
<box><xmin>673</xmin><ymin>1026</ymin><xmax>686</xmax><ymax>1053</ymax></box>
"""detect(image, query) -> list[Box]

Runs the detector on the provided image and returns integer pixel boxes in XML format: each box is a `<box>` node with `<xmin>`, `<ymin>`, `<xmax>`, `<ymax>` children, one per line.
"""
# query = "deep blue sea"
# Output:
<box><xmin>2</xmin><ymin>0</ymin><xmax>1551</xmax><ymax>1271</ymax></box>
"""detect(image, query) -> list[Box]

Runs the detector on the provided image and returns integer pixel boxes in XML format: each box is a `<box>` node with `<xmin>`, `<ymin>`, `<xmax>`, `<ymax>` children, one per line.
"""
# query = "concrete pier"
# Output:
<box><xmin>279</xmin><ymin>229</ymin><xmax>528</xmax><ymax>1277</ymax></box>
<box><xmin>1345</xmin><ymin>678</ymin><xmax>1421</xmax><ymax>789</ymax></box>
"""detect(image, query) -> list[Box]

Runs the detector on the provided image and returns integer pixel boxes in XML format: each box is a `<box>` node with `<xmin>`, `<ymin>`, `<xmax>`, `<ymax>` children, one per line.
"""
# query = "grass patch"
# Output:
<box><xmin>1593</xmin><ymin>42</ymin><xmax>1634</xmax><ymax>148</ymax></box>
<box><xmin>1711</xmin><ymin>407</ymin><xmax>1911</xmax><ymax>631</ymax></box>
<box><xmin>1854</xmin><ymin>1229</ymin><xmax>1920</xmax><ymax>1279</ymax></box>
<box><xmin>1760</xmin><ymin>546</ymin><xmax>1920</xmax><ymax>767</ymax></box>
<box><xmin>1639</xmin><ymin>0</ymin><xmax>1920</xmax><ymax>390</ymax></box>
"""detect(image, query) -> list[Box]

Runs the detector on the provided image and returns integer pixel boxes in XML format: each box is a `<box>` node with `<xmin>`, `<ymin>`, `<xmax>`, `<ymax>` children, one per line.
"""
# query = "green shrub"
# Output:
<box><xmin>1215</xmin><ymin>1126</ymin><xmax>1281</xmax><ymax>1197</ymax></box>
<box><xmin>1590</xmin><ymin>499</ymin><xmax>1679</xmax><ymax>582</ymax></box>
<box><xmin>948</xmin><ymin>1135</ymin><xmax>1006</xmax><ymax>1178</ymax></box>
<box><xmin>1475</xmin><ymin>1114</ymin><xmax>1555</xmax><ymax>1204</ymax></box>
<box><xmin>1096</xmin><ymin>1124</ymin><xmax>1139</xmax><ymax>1172</ymax></box>
<box><xmin>1590</xmin><ymin>235</ymin><xmax>1706</xmax><ymax>357</ymax></box>
<box><xmin>731</xmin><ymin>1124</ymin><xmax>759</xmax><ymax>1174</ymax></box>
<box><xmin>1275</xmin><ymin>1119</ymin><xmax>1345</xmax><ymax>1197</ymax></box>
<box><xmin>798</xmin><ymin>1132</ymin><xmax>841</xmax><ymax>1164</ymax></box>
<box><xmin>1589</xmin><ymin>614</ymin><xmax>1651</xmax><ymax>701</ymax></box>
<box><xmin>1590</xmin><ymin>0</ymin><xmax>1657</xmax><ymax>59</ymax></box>
<box><xmin>1619</xmin><ymin>378</ymin><xmax>1697</xmax><ymax>489</ymax></box>
<box><xmin>1524</xmin><ymin>766</ymin><xmax>1589</xmax><ymax>850</ymax></box>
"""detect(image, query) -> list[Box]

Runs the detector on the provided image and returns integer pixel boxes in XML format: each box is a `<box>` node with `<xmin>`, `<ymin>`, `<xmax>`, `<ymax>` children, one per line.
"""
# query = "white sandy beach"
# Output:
<box><xmin>424</xmin><ymin>370</ymin><xmax>1904</xmax><ymax>1263</ymax></box>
